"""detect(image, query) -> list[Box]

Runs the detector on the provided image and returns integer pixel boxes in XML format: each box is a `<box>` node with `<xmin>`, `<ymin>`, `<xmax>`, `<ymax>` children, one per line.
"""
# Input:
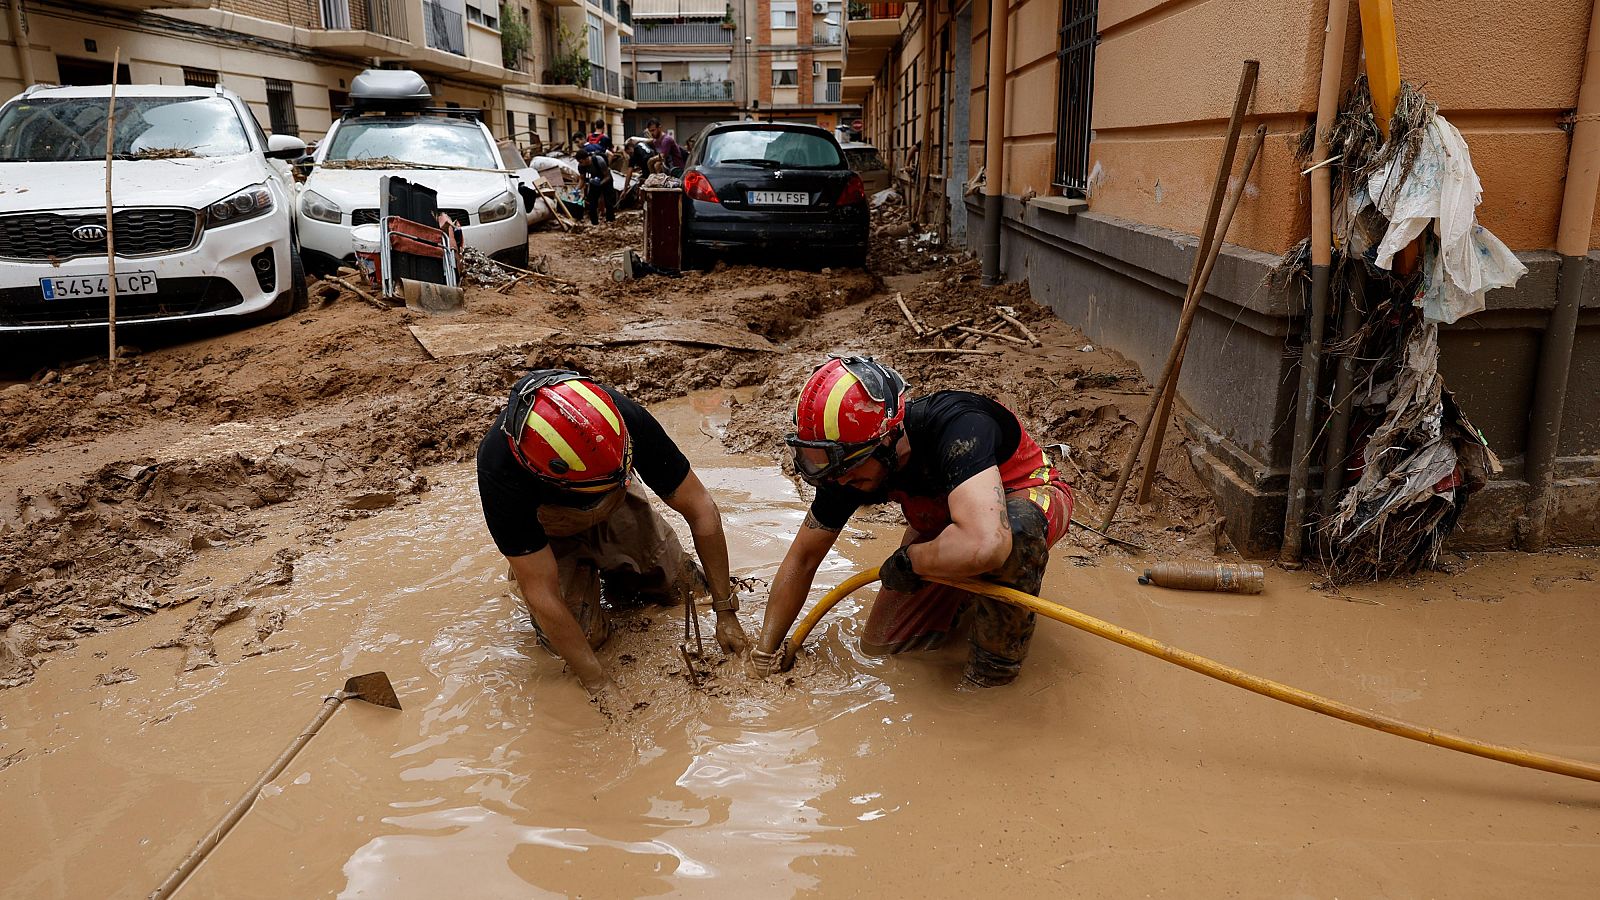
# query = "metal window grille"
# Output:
<box><xmin>182</xmin><ymin>67</ymin><xmax>218</xmax><ymax>88</ymax></box>
<box><xmin>1054</xmin><ymin>0</ymin><xmax>1097</xmax><ymax>196</ymax></box>
<box><xmin>265</xmin><ymin>79</ymin><xmax>298</xmax><ymax>136</ymax></box>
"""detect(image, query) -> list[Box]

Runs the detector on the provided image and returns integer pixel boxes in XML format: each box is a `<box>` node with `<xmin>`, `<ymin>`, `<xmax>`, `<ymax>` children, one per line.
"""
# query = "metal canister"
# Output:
<box><xmin>1138</xmin><ymin>561</ymin><xmax>1266</xmax><ymax>594</ymax></box>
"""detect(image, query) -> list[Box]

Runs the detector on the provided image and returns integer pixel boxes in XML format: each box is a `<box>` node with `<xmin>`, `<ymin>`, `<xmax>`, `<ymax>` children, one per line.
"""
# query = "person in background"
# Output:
<box><xmin>645</xmin><ymin>118</ymin><xmax>686</xmax><ymax>174</ymax></box>
<box><xmin>587</xmin><ymin>120</ymin><xmax>613</xmax><ymax>153</ymax></box>
<box><xmin>575</xmin><ymin>148</ymin><xmax>616</xmax><ymax>225</ymax></box>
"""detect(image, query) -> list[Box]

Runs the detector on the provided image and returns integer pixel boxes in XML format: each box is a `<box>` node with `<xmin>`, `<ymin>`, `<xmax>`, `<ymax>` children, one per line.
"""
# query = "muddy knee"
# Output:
<box><xmin>987</xmin><ymin>499</ymin><xmax>1050</xmax><ymax>595</ymax></box>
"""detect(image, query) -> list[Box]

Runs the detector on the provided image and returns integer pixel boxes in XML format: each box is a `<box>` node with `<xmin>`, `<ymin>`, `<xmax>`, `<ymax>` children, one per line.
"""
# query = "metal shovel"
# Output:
<box><xmin>149</xmin><ymin>672</ymin><xmax>403</xmax><ymax>899</ymax></box>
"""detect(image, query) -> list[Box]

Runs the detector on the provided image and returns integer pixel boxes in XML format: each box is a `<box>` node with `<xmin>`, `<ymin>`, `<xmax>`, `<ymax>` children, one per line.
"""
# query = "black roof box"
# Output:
<box><xmin>349</xmin><ymin>69</ymin><xmax>431</xmax><ymax>111</ymax></box>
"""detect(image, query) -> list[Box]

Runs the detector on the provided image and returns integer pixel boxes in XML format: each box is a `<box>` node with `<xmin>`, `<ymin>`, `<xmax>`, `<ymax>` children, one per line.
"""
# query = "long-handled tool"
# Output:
<box><xmin>781</xmin><ymin>571</ymin><xmax>1600</xmax><ymax>784</ymax></box>
<box><xmin>149</xmin><ymin>672</ymin><xmax>403</xmax><ymax>899</ymax></box>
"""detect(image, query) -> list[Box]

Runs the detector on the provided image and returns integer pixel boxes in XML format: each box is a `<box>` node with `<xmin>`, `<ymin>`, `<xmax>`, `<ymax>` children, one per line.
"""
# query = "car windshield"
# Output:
<box><xmin>844</xmin><ymin>148</ymin><xmax>886</xmax><ymax>171</ymax></box>
<box><xmin>702</xmin><ymin>129</ymin><xmax>844</xmax><ymax>169</ymax></box>
<box><xmin>323</xmin><ymin>118</ymin><xmax>497</xmax><ymax>168</ymax></box>
<box><xmin>0</xmin><ymin>96</ymin><xmax>252</xmax><ymax>162</ymax></box>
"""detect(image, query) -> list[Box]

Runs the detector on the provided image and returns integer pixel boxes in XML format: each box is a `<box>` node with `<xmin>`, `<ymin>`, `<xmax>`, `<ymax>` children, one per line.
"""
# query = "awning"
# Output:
<box><xmin>631</xmin><ymin>0</ymin><xmax>726</xmax><ymax>18</ymax></box>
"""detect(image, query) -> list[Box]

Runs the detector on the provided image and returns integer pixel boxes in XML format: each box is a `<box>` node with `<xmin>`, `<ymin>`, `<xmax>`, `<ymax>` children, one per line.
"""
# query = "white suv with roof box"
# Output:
<box><xmin>297</xmin><ymin>70</ymin><xmax>529</xmax><ymax>274</ymax></box>
<box><xmin>0</xmin><ymin>83</ymin><xmax>306</xmax><ymax>331</ymax></box>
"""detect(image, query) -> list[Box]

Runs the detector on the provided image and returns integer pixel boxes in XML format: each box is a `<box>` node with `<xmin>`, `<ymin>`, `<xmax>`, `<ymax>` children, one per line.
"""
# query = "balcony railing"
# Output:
<box><xmin>588</xmin><ymin>0</ymin><xmax>612</xmax><ymax>13</ymax></box>
<box><xmin>589</xmin><ymin>65</ymin><xmax>606</xmax><ymax>93</ymax></box>
<box><xmin>606</xmin><ymin>68</ymin><xmax>619</xmax><ymax>96</ymax></box>
<box><xmin>422</xmin><ymin>0</ymin><xmax>465</xmax><ymax>55</ymax></box>
<box><xmin>624</xmin><ymin>74</ymin><xmax>634</xmax><ymax>100</ymax></box>
<box><xmin>816</xmin><ymin>81</ymin><xmax>842</xmax><ymax>103</ymax></box>
<box><xmin>813</xmin><ymin>25</ymin><xmax>840</xmax><ymax>44</ymax></box>
<box><xmin>320</xmin><ymin>0</ymin><xmax>409</xmax><ymax>40</ymax></box>
<box><xmin>847</xmin><ymin>2</ymin><xmax>904</xmax><ymax>20</ymax></box>
<box><xmin>635</xmin><ymin>80</ymin><xmax>734</xmax><ymax>102</ymax></box>
<box><xmin>629</xmin><ymin>19</ymin><xmax>734</xmax><ymax>44</ymax></box>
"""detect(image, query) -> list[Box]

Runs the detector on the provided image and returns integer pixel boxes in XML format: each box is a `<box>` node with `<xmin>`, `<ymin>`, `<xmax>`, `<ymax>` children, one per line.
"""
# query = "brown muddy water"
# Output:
<box><xmin>3</xmin><ymin>393</ymin><xmax>1599</xmax><ymax>898</ymax></box>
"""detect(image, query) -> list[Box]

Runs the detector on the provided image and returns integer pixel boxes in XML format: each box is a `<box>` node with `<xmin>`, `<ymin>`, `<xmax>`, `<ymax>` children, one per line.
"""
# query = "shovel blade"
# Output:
<box><xmin>343</xmin><ymin>671</ymin><xmax>402</xmax><ymax>709</ymax></box>
<box><xmin>398</xmin><ymin>278</ymin><xmax>465</xmax><ymax>315</ymax></box>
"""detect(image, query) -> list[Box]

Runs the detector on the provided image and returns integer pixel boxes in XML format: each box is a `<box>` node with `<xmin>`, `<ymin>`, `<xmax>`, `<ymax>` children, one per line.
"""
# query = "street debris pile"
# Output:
<box><xmin>868</xmin><ymin>193</ymin><xmax>954</xmax><ymax>276</ymax></box>
<box><xmin>1278</xmin><ymin>80</ymin><xmax>1516</xmax><ymax>581</ymax></box>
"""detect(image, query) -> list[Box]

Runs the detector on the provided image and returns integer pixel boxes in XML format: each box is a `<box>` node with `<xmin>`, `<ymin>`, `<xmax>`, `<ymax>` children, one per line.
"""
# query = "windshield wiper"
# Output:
<box><xmin>718</xmin><ymin>158</ymin><xmax>782</xmax><ymax>169</ymax></box>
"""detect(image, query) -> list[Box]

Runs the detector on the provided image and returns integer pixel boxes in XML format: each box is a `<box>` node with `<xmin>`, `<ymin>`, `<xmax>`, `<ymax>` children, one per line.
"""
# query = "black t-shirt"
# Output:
<box><xmin>477</xmin><ymin>378</ymin><xmax>691</xmax><ymax>557</ymax></box>
<box><xmin>809</xmin><ymin>391</ymin><xmax>1022</xmax><ymax>529</ymax></box>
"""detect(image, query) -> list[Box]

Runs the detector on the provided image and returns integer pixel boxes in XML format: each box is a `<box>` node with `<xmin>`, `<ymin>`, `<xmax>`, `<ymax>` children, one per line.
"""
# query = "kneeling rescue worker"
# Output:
<box><xmin>750</xmin><ymin>356</ymin><xmax>1073</xmax><ymax>687</ymax></box>
<box><xmin>477</xmin><ymin>370</ymin><xmax>749</xmax><ymax>711</ymax></box>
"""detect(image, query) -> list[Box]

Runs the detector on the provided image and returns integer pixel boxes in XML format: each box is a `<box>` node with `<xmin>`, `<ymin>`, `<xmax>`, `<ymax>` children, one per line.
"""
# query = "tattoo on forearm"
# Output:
<box><xmin>803</xmin><ymin>511</ymin><xmax>842</xmax><ymax>533</ymax></box>
<box><xmin>995</xmin><ymin>486</ymin><xmax>1010</xmax><ymax>531</ymax></box>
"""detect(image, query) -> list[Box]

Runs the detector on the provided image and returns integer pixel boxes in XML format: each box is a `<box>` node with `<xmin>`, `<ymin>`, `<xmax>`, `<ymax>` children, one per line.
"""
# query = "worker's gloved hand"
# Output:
<box><xmin>714</xmin><ymin>609</ymin><xmax>750</xmax><ymax>656</ymax></box>
<box><xmin>748</xmin><ymin>646</ymin><xmax>783</xmax><ymax>679</ymax></box>
<box><xmin>879</xmin><ymin>546</ymin><xmax>923</xmax><ymax>594</ymax></box>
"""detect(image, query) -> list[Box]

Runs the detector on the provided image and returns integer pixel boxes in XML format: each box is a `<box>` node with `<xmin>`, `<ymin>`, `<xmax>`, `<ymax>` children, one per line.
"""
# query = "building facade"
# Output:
<box><xmin>847</xmin><ymin>0</ymin><xmax>1600</xmax><ymax>553</ymax></box>
<box><xmin>0</xmin><ymin>0</ymin><xmax>638</xmax><ymax>151</ymax></box>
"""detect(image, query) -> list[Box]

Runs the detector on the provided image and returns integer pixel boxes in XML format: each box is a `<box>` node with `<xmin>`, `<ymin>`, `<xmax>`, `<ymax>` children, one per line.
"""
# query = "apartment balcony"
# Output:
<box><xmin>422</xmin><ymin>0</ymin><xmax>466</xmax><ymax>55</ymax></box>
<box><xmin>635</xmin><ymin>80</ymin><xmax>734</xmax><ymax>104</ymax></box>
<box><xmin>628</xmin><ymin>19</ymin><xmax>734</xmax><ymax>45</ymax></box>
<box><xmin>813</xmin><ymin>24</ymin><xmax>840</xmax><ymax>45</ymax></box>
<box><xmin>310</xmin><ymin>0</ymin><xmax>412</xmax><ymax>56</ymax></box>
<box><xmin>542</xmin><ymin>70</ymin><xmax>639</xmax><ymax>108</ymax></box>
<box><xmin>841</xmin><ymin>75</ymin><xmax>872</xmax><ymax>102</ymax></box>
<box><xmin>844</xmin><ymin>1</ymin><xmax>903</xmax><ymax>78</ymax></box>
<box><xmin>814</xmin><ymin>81</ymin><xmax>842</xmax><ymax>103</ymax></box>
<box><xmin>619</xmin><ymin>0</ymin><xmax>632</xmax><ymax>25</ymax></box>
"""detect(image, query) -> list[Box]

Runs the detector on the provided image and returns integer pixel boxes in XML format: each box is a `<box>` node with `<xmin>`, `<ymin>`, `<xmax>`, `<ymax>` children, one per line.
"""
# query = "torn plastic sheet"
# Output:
<box><xmin>1366</xmin><ymin>112</ymin><xmax>1526</xmax><ymax>324</ymax></box>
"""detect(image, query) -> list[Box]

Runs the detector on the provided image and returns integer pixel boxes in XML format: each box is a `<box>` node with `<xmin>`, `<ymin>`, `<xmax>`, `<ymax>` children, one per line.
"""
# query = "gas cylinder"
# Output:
<box><xmin>1138</xmin><ymin>561</ymin><xmax>1265</xmax><ymax>594</ymax></box>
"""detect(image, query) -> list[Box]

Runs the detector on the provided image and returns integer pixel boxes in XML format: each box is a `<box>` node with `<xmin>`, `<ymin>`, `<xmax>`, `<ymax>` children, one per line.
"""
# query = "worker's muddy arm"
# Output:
<box><xmin>753</xmin><ymin>517</ymin><xmax>840</xmax><ymax>672</ymax></box>
<box><xmin>505</xmin><ymin>548</ymin><xmax>608</xmax><ymax>691</ymax></box>
<box><xmin>906</xmin><ymin>466</ymin><xmax>1012</xmax><ymax>579</ymax></box>
<box><xmin>664</xmin><ymin>471</ymin><xmax>748</xmax><ymax>654</ymax></box>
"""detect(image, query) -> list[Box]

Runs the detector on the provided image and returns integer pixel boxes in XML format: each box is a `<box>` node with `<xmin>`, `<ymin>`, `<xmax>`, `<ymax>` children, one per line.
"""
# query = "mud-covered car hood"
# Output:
<box><xmin>0</xmin><ymin>155</ymin><xmax>270</xmax><ymax>213</ymax></box>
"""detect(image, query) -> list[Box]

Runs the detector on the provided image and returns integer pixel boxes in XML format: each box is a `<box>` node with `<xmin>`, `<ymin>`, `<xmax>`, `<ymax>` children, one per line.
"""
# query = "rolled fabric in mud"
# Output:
<box><xmin>1138</xmin><ymin>562</ymin><xmax>1265</xmax><ymax>595</ymax></box>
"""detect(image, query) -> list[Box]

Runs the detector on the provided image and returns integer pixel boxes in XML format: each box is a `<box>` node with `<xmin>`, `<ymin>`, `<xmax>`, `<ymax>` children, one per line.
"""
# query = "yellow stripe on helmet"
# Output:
<box><xmin>524</xmin><ymin>410</ymin><xmax>588</xmax><ymax>473</ymax></box>
<box><xmin>822</xmin><ymin>371</ymin><xmax>859</xmax><ymax>441</ymax></box>
<box><xmin>566</xmin><ymin>380</ymin><xmax>622</xmax><ymax>435</ymax></box>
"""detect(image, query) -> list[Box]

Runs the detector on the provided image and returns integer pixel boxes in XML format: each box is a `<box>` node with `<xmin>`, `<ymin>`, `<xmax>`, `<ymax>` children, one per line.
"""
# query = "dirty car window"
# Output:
<box><xmin>0</xmin><ymin>97</ymin><xmax>252</xmax><ymax>161</ymax></box>
<box><xmin>845</xmin><ymin>148</ymin><xmax>886</xmax><ymax>171</ymax></box>
<box><xmin>702</xmin><ymin>129</ymin><xmax>844</xmax><ymax>169</ymax></box>
<box><xmin>325</xmin><ymin>119</ymin><xmax>497</xmax><ymax>168</ymax></box>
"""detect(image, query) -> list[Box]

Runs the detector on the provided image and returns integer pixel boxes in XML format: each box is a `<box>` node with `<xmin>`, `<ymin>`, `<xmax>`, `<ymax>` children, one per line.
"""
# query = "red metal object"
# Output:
<box><xmin>642</xmin><ymin>187</ymin><xmax>684</xmax><ymax>270</ymax></box>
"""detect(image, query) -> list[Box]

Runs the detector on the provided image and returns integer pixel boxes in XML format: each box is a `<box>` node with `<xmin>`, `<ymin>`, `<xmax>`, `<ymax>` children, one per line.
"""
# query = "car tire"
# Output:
<box><xmin>494</xmin><ymin>243</ymin><xmax>531</xmax><ymax>271</ymax></box>
<box><xmin>843</xmin><ymin>245</ymin><xmax>869</xmax><ymax>269</ymax></box>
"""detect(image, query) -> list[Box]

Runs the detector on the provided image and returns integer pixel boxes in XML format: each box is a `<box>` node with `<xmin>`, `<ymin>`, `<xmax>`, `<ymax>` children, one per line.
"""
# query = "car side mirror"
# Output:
<box><xmin>266</xmin><ymin>134</ymin><xmax>307</xmax><ymax>160</ymax></box>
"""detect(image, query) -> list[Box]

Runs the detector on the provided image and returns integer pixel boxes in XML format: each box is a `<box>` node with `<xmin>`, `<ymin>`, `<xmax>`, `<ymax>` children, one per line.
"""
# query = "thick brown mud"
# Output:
<box><xmin>2</xmin><ymin>393</ymin><xmax>1598</xmax><ymax>899</ymax></box>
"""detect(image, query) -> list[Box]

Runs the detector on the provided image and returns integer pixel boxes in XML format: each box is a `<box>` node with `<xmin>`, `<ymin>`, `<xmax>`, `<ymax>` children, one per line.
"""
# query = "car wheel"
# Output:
<box><xmin>493</xmin><ymin>243</ymin><xmax>531</xmax><ymax>271</ymax></box>
<box><xmin>843</xmin><ymin>245</ymin><xmax>869</xmax><ymax>269</ymax></box>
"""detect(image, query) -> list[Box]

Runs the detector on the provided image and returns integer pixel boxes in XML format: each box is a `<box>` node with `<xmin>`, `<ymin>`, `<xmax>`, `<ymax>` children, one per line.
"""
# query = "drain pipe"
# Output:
<box><xmin>1279</xmin><ymin>0</ymin><xmax>1352</xmax><ymax>564</ymax></box>
<box><xmin>1523</xmin><ymin>0</ymin><xmax>1600</xmax><ymax>550</ymax></box>
<box><xmin>8</xmin><ymin>0</ymin><xmax>35</xmax><ymax>88</ymax></box>
<box><xmin>979</xmin><ymin>0</ymin><xmax>1010</xmax><ymax>286</ymax></box>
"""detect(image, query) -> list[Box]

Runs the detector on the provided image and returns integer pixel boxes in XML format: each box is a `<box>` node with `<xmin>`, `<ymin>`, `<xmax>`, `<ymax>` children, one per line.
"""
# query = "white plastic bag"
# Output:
<box><xmin>1366</xmin><ymin>114</ymin><xmax>1526</xmax><ymax>324</ymax></box>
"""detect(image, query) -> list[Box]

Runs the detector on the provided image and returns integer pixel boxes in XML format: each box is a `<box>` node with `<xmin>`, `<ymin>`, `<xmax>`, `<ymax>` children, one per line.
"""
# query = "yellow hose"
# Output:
<box><xmin>781</xmin><ymin>568</ymin><xmax>1600</xmax><ymax>784</ymax></box>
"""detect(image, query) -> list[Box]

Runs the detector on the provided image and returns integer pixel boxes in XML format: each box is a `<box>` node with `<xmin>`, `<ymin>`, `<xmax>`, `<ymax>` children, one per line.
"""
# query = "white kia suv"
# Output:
<box><xmin>0</xmin><ymin>83</ymin><xmax>306</xmax><ymax>331</ymax></box>
<box><xmin>298</xmin><ymin>70</ymin><xmax>529</xmax><ymax>275</ymax></box>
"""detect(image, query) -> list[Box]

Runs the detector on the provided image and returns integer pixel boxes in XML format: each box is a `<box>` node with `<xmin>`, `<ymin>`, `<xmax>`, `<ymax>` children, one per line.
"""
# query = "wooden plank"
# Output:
<box><xmin>408</xmin><ymin>323</ymin><xmax>561</xmax><ymax>358</ymax></box>
<box><xmin>599</xmin><ymin>321</ymin><xmax>776</xmax><ymax>353</ymax></box>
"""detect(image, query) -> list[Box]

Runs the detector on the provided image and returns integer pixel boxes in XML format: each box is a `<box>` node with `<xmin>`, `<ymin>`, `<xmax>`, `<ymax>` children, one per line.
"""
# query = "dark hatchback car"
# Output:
<box><xmin>680</xmin><ymin>122</ymin><xmax>869</xmax><ymax>268</ymax></box>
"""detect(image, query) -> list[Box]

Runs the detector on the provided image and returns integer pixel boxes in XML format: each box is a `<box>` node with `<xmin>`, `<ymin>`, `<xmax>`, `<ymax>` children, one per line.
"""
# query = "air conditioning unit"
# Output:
<box><xmin>813</xmin><ymin>61</ymin><xmax>822</xmax><ymax>75</ymax></box>
<box><xmin>812</xmin><ymin>2</ymin><xmax>825</xmax><ymax>13</ymax></box>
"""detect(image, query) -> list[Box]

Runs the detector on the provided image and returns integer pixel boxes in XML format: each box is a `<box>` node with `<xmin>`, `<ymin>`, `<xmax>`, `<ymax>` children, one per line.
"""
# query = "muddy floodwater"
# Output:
<box><xmin>3</xmin><ymin>393</ymin><xmax>1599</xmax><ymax>898</ymax></box>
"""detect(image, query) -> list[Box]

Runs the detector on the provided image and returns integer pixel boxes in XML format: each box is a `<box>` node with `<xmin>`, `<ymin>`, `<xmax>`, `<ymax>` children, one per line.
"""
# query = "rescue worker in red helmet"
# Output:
<box><xmin>750</xmin><ymin>356</ymin><xmax>1073</xmax><ymax>687</ymax></box>
<box><xmin>477</xmin><ymin>369</ymin><xmax>748</xmax><ymax>713</ymax></box>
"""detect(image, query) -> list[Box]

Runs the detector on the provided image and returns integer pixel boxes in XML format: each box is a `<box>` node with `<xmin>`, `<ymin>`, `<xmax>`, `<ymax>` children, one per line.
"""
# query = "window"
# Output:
<box><xmin>1054</xmin><ymin>0</ymin><xmax>1098</xmax><ymax>195</ymax></box>
<box><xmin>183</xmin><ymin>67</ymin><xmax>218</xmax><ymax>88</ymax></box>
<box><xmin>466</xmin><ymin>4</ymin><xmax>499</xmax><ymax>29</ymax></box>
<box><xmin>772</xmin><ymin>62</ymin><xmax>798</xmax><ymax>87</ymax></box>
<box><xmin>265</xmin><ymin>78</ymin><xmax>298</xmax><ymax>136</ymax></box>
<box><xmin>588</xmin><ymin>12</ymin><xmax>605</xmax><ymax>67</ymax></box>
<box><xmin>321</xmin><ymin>0</ymin><xmax>352</xmax><ymax>30</ymax></box>
<box><xmin>771</xmin><ymin>0</ymin><xmax>796</xmax><ymax>29</ymax></box>
<box><xmin>547</xmin><ymin>115</ymin><xmax>557</xmax><ymax>143</ymax></box>
<box><xmin>506</xmin><ymin>110</ymin><xmax>516</xmax><ymax>137</ymax></box>
<box><xmin>528</xmin><ymin>112</ymin><xmax>537</xmax><ymax>141</ymax></box>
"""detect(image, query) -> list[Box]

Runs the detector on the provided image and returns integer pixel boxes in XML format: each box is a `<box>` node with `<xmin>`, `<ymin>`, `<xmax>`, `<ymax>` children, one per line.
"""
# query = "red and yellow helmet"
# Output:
<box><xmin>502</xmin><ymin>370</ymin><xmax>632</xmax><ymax>497</ymax></box>
<box><xmin>786</xmin><ymin>356</ymin><xmax>908</xmax><ymax>485</ymax></box>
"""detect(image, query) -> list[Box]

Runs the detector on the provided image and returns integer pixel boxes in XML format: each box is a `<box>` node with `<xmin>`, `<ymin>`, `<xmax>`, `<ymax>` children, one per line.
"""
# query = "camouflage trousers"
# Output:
<box><xmin>860</xmin><ymin>481</ymin><xmax>1071</xmax><ymax>686</ymax></box>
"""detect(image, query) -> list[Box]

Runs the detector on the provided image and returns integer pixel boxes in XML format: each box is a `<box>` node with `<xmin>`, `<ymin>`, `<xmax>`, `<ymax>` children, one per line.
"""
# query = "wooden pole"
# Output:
<box><xmin>1132</xmin><ymin>60</ymin><xmax>1259</xmax><ymax>504</ymax></box>
<box><xmin>105</xmin><ymin>47</ymin><xmax>120</xmax><ymax>387</ymax></box>
<box><xmin>1100</xmin><ymin>125</ymin><xmax>1266</xmax><ymax>530</ymax></box>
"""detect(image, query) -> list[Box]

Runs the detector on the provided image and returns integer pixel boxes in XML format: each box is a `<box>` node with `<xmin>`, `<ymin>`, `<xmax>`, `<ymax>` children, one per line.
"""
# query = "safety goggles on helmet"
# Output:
<box><xmin>501</xmin><ymin>369</ymin><xmax>633</xmax><ymax>492</ymax></box>
<box><xmin>786</xmin><ymin>435</ymin><xmax>880</xmax><ymax>486</ymax></box>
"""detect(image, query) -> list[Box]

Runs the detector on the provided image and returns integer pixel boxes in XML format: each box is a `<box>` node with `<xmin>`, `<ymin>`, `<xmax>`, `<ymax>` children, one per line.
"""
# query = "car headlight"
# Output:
<box><xmin>300</xmin><ymin>189</ymin><xmax>342</xmax><ymax>225</ymax></box>
<box><xmin>477</xmin><ymin>191</ymin><xmax>519</xmax><ymax>224</ymax></box>
<box><xmin>204</xmin><ymin>184</ymin><xmax>275</xmax><ymax>228</ymax></box>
